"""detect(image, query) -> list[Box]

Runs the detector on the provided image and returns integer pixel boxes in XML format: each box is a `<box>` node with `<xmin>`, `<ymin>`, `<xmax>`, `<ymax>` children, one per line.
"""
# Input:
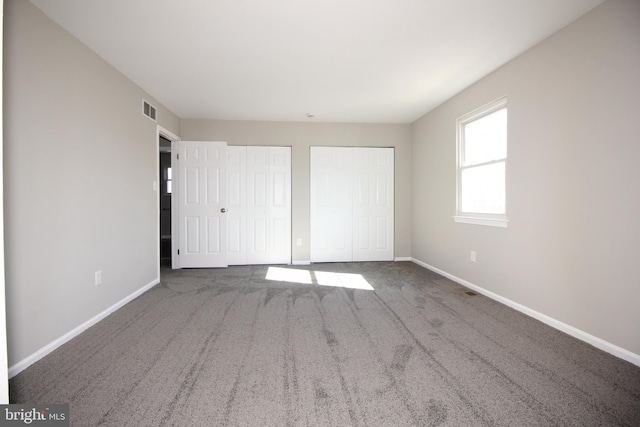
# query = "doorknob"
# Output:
<box><xmin>221</xmin><ymin>208</ymin><xmax>227</xmax><ymax>213</ymax></box>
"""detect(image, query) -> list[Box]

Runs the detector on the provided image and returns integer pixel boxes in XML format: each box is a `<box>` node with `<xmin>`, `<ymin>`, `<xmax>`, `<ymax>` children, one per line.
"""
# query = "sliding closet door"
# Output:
<box><xmin>352</xmin><ymin>148</ymin><xmax>394</xmax><ymax>261</ymax></box>
<box><xmin>310</xmin><ymin>146</ymin><xmax>394</xmax><ymax>263</ymax></box>
<box><xmin>310</xmin><ymin>147</ymin><xmax>354</xmax><ymax>262</ymax></box>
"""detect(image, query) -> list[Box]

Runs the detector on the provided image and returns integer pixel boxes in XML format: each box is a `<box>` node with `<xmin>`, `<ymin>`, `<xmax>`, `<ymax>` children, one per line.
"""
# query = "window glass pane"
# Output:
<box><xmin>463</xmin><ymin>108</ymin><xmax>507</xmax><ymax>166</ymax></box>
<box><xmin>167</xmin><ymin>167</ymin><xmax>172</xmax><ymax>180</ymax></box>
<box><xmin>166</xmin><ymin>180</ymin><xmax>172</xmax><ymax>194</ymax></box>
<box><xmin>461</xmin><ymin>162</ymin><xmax>505</xmax><ymax>214</ymax></box>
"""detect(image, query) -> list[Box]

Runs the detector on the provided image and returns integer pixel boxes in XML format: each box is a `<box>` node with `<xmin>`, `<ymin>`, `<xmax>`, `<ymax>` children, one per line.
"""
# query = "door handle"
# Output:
<box><xmin>221</xmin><ymin>208</ymin><xmax>227</xmax><ymax>213</ymax></box>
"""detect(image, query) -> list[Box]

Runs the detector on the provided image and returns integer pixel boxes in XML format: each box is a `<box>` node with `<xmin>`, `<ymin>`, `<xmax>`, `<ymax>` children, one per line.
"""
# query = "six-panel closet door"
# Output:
<box><xmin>177</xmin><ymin>141</ymin><xmax>228</xmax><ymax>268</ymax></box>
<box><xmin>227</xmin><ymin>146</ymin><xmax>246</xmax><ymax>265</ymax></box>
<box><xmin>310</xmin><ymin>146</ymin><xmax>394</xmax><ymax>263</ymax></box>
<box><xmin>310</xmin><ymin>147</ymin><xmax>354</xmax><ymax>262</ymax></box>
<box><xmin>227</xmin><ymin>146</ymin><xmax>291</xmax><ymax>265</ymax></box>
<box><xmin>352</xmin><ymin>148</ymin><xmax>394</xmax><ymax>261</ymax></box>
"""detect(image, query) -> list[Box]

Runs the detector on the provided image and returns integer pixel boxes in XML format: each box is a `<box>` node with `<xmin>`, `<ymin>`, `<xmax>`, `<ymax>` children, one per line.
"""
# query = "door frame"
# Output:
<box><xmin>156</xmin><ymin>125</ymin><xmax>180</xmax><ymax>271</ymax></box>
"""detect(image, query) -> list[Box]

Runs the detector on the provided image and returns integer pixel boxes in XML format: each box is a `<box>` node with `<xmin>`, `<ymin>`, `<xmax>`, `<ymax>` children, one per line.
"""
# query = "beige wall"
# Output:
<box><xmin>412</xmin><ymin>0</ymin><xmax>640</xmax><ymax>356</ymax></box>
<box><xmin>0</xmin><ymin>0</ymin><xmax>7</xmax><ymax>402</ymax></box>
<box><xmin>180</xmin><ymin>120</ymin><xmax>412</xmax><ymax>263</ymax></box>
<box><xmin>3</xmin><ymin>0</ymin><xmax>180</xmax><ymax>366</ymax></box>
<box><xmin>5</xmin><ymin>0</ymin><xmax>638</xmax><ymax>373</ymax></box>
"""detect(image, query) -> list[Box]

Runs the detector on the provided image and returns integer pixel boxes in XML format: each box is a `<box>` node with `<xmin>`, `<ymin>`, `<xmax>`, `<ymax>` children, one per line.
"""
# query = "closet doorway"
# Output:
<box><xmin>310</xmin><ymin>146</ymin><xmax>394</xmax><ymax>263</ymax></box>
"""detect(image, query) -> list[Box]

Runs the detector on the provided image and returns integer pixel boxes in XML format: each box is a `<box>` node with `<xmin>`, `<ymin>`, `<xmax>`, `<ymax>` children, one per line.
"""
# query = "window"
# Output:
<box><xmin>164</xmin><ymin>166</ymin><xmax>172</xmax><ymax>194</ymax></box>
<box><xmin>455</xmin><ymin>97</ymin><xmax>508</xmax><ymax>227</ymax></box>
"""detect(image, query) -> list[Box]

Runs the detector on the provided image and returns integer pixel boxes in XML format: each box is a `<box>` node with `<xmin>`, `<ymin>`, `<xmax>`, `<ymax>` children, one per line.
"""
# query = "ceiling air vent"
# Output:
<box><xmin>142</xmin><ymin>99</ymin><xmax>157</xmax><ymax>122</ymax></box>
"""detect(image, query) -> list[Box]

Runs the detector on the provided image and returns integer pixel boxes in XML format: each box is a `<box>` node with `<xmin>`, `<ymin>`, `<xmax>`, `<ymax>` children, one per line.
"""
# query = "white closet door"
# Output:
<box><xmin>310</xmin><ymin>147</ymin><xmax>354</xmax><ymax>262</ymax></box>
<box><xmin>311</xmin><ymin>146</ymin><xmax>394</xmax><ymax>263</ymax></box>
<box><xmin>247</xmin><ymin>147</ymin><xmax>270</xmax><ymax>264</ymax></box>
<box><xmin>267</xmin><ymin>147</ymin><xmax>292</xmax><ymax>264</ymax></box>
<box><xmin>353</xmin><ymin>148</ymin><xmax>394</xmax><ymax>261</ymax></box>
<box><xmin>227</xmin><ymin>146</ymin><xmax>247</xmax><ymax>265</ymax></box>
<box><xmin>246</xmin><ymin>146</ymin><xmax>292</xmax><ymax>265</ymax></box>
<box><xmin>178</xmin><ymin>141</ymin><xmax>227</xmax><ymax>268</ymax></box>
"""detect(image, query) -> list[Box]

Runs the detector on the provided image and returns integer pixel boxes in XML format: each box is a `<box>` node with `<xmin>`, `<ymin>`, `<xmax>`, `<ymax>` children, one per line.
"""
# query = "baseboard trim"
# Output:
<box><xmin>291</xmin><ymin>260</ymin><xmax>311</xmax><ymax>266</ymax></box>
<box><xmin>394</xmin><ymin>257</ymin><xmax>412</xmax><ymax>262</ymax></box>
<box><xmin>8</xmin><ymin>277</ymin><xmax>160</xmax><ymax>378</ymax></box>
<box><xmin>411</xmin><ymin>258</ymin><xmax>640</xmax><ymax>368</ymax></box>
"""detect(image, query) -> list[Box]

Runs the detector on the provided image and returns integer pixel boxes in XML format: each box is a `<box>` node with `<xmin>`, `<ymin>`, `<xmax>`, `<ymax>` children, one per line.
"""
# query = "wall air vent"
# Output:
<box><xmin>142</xmin><ymin>99</ymin><xmax>157</xmax><ymax>122</ymax></box>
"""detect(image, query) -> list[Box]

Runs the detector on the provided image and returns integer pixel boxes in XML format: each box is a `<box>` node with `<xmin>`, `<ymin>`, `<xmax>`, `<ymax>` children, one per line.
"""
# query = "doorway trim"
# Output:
<box><xmin>156</xmin><ymin>125</ymin><xmax>180</xmax><ymax>275</ymax></box>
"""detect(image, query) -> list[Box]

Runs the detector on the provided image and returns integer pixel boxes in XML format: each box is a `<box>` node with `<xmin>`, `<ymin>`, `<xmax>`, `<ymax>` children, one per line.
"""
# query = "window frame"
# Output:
<box><xmin>454</xmin><ymin>97</ymin><xmax>508</xmax><ymax>228</ymax></box>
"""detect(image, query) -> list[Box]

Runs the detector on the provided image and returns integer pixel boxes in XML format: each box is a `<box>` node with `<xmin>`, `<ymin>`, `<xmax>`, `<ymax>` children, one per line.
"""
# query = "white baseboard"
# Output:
<box><xmin>291</xmin><ymin>260</ymin><xmax>311</xmax><ymax>266</ymax></box>
<box><xmin>8</xmin><ymin>277</ymin><xmax>160</xmax><ymax>378</ymax></box>
<box><xmin>411</xmin><ymin>258</ymin><xmax>640</xmax><ymax>368</ymax></box>
<box><xmin>394</xmin><ymin>257</ymin><xmax>412</xmax><ymax>262</ymax></box>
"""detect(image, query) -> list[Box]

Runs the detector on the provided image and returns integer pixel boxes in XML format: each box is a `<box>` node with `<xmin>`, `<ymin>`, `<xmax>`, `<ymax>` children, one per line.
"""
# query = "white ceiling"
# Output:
<box><xmin>29</xmin><ymin>0</ymin><xmax>604</xmax><ymax>123</ymax></box>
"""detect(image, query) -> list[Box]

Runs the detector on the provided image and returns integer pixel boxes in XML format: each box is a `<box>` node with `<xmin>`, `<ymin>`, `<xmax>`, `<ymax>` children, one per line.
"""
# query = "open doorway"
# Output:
<box><xmin>157</xmin><ymin>126</ymin><xmax>179</xmax><ymax>271</ymax></box>
<box><xmin>159</xmin><ymin>136</ymin><xmax>172</xmax><ymax>266</ymax></box>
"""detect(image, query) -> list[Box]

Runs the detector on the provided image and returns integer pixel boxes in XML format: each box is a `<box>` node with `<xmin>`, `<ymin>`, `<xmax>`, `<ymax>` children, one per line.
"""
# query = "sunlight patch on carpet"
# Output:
<box><xmin>314</xmin><ymin>271</ymin><xmax>374</xmax><ymax>290</ymax></box>
<box><xmin>265</xmin><ymin>267</ymin><xmax>313</xmax><ymax>284</ymax></box>
<box><xmin>265</xmin><ymin>267</ymin><xmax>374</xmax><ymax>290</ymax></box>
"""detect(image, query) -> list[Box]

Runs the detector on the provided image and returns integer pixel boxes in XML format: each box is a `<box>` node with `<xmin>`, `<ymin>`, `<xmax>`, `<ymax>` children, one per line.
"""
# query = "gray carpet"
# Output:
<box><xmin>10</xmin><ymin>262</ymin><xmax>640</xmax><ymax>426</ymax></box>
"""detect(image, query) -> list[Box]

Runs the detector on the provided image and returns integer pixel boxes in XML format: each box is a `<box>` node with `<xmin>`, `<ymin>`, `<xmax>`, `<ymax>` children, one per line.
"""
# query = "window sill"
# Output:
<box><xmin>453</xmin><ymin>216</ymin><xmax>508</xmax><ymax>228</ymax></box>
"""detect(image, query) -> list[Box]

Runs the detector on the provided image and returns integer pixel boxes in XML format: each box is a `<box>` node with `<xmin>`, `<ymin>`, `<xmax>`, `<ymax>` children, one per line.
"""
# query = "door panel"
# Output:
<box><xmin>267</xmin><ymin>147</ymin><xmax>291</xmax><ymax>264</ymax></box>
<box><xmin>247</xmin><ymin>146</ymin><xmax>291</xmax><ymax>264</ymax></box>
<box><xmin>272</xmin><ymin>217</ymin><xmax>287</xmax><ymax>253</ymax></box>
<box><xmin>353</xmin><ymin>148</ymin><xmax>394</xmax><ymax>261</ymax></box>
<box><xmin>185</xmin><ymin>217</ymin><xmax>200</xmax><ymax>253</ymax></box>
<box><xmin>273</xmin><ymin>172</ymin><xmax>286</xmax><ymax>206</ymax></box>
<box><xmin>228</xmin><ymin>146</ymin><xmax>291</xmax><ymax>265</ymax></box>
<box><xmin>178</xmin><ymin>141</ymin><xmax>227</xmax><ymax>268</ymax></box>
<box><xmin>310</xmin><ymin>147</ymin><xmax>353</xmax><ymax>262</ymax></box>
<box><xmin>253</xmin><ymin>218</ymin><xmax>268</xmax><ymax>253</ymax></box>
<box><xmin>247</xmin><ymin>148</ymin><xmax>269</xmax><ymax>263</ymax></box>
<box><xmin>376</xmin><ymin>217</ymin><xmax>388</xmax><ymax>249</ymax></box>
<box><xmin>206</xmin><ymin>168</ymin><xmax>221</xmax><ymax>204</ymax></box>
<box><xmin>227</xmin><ymin>147</ymin><xmax>247</xmax><ymax>265</ymax></box>
<box><xmin>228</xmin><ymin>217</ymin><xmax>242</xmax><ymax>255</ymax></box>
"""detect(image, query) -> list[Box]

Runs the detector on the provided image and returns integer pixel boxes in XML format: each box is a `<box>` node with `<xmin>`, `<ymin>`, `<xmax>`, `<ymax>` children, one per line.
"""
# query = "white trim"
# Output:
<box><xmin>453</xmin><ymin>216</ymin><xmax>508</xmax><ymax>228</ymax></box>
<box><xmin>458</xmin><ymin>96</ymin><xmax>508</xmax><ymax>125</ymax></box>
<box><xmin>394</xmin><ymin>257</ymin><xmax>412</xmax><ymax>262</ymax></box>
<box><xmin>291</xmin><ymin>260</ymin><xmax>311</xmax><ymax>266</ymax></box>
<box><xmin>171</xmin><ymin>140</ymin><xmax>180</xmax><ymax>269</ymax></box>
<box><xmin>158</xmin><ymin>126</ymin><xmax>179</xmax><ymax>142</ymax></box>
<box><xmin>411</xmin><ymin>257</ymin><xmax>640</xmax><ymax>368</ymax></box>
<box><xmin>8</xmin><ymin>278</ymin><xmax>160</xmax><ymax>378</ymax></box>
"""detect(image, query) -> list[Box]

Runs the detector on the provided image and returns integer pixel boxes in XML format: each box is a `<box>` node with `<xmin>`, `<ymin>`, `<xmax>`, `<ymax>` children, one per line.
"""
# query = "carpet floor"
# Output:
<box><xmin>10</xmin><ymin>261</ymin><xmax>640</xmax><ymax>426</ymax></box>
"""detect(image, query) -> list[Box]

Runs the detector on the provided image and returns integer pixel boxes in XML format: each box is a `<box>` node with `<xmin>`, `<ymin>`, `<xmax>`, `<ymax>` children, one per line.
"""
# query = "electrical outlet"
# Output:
<box><xmin>296</xmin><ymin>238</ymin><xmax>302</xmax><ymax>246</ymax></box>
<box><xmin>95</xmin><ymin>271</ymin><xmax>102</xmax><ymax>286</ymax></box>
<box><xmin>470</xmin><ymin>251</ymin><xmax>477</xmax><ymax>263</ymax></box>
